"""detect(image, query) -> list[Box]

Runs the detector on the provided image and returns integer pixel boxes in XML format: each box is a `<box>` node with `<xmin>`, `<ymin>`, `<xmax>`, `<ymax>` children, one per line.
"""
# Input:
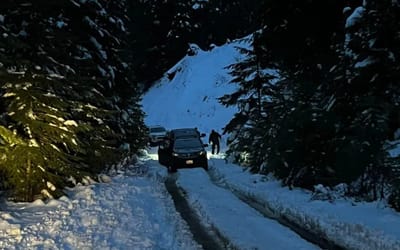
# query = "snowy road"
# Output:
<box><xmin>165</xmin><ymin>176</ymin><xmax>227</xmax><ymax>250</ymax></box>
<box><xmin>168</xmin><ymin>169</ymin><xmax>318</xmax><ymax>250</ymax></box>
<box><xmin>145</xmin><ymin>148</ymin><xmax>319</xmax><ymax>250</ymax></box>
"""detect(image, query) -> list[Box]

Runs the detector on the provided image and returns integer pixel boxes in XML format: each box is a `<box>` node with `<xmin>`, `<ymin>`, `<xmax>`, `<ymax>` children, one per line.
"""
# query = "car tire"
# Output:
<box><xmin>169</xmin><ymin>166</ymin><xmax>177</xmax><ymax>173</ymax></box>
<box><xmin>201</xmin><ymin>157</ymin><xmax>208</xmax><ymax>171</ymax></box>
<box><xmin>203</xmin><ymin>161</ymin><xmax>209</xmax><ymax>171</ymax></box>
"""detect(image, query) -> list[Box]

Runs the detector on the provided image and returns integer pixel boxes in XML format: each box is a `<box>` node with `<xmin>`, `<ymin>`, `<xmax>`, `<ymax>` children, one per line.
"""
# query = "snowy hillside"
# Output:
<box><xmin>141</xmin><ymin>39</ymin><xmax>251</xmax><ymax>138</ymax></box>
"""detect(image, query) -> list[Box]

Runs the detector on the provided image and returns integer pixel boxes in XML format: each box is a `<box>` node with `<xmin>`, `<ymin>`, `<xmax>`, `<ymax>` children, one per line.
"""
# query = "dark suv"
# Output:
<box><xmin>158</xmin><ymin>128</ymin><xmax>208</xmax><ymax>172</ymax></box>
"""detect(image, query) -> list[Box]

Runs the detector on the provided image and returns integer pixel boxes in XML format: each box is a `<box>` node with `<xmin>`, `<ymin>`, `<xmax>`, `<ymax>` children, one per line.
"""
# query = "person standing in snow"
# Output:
<box><xmin>209</xmin><ymin>129</ymin><xmax>222</xmax><ymax>154</ymax></box>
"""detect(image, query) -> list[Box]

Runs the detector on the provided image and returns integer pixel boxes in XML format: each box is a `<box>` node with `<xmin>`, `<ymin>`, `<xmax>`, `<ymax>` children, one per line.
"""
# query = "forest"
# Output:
<box><xmin>0</xmin><ymin>0</ymin><xmax>399</xmax><ymax>212</ymax></box>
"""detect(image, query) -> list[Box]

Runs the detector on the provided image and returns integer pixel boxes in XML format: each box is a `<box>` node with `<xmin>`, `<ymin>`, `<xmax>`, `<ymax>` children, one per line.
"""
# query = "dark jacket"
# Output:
<box><xmin>209</xmin><ymin>131</ymin><xmax>221</xmax><ymax>144</ymax></box>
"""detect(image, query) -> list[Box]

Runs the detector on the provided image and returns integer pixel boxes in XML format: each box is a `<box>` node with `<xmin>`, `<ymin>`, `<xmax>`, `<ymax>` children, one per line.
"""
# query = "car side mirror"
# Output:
<box><xmin>200</xmin><ymin>133</ymin><xmax>206</xmax><ymax>137</ymax></box>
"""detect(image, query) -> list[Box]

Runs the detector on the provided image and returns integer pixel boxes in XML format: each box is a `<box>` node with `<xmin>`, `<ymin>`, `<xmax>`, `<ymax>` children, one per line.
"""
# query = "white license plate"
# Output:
<box><xmin>186</xmin><ymin>160</ymin><xmax>194</xmax><ymax>164</ymax></box>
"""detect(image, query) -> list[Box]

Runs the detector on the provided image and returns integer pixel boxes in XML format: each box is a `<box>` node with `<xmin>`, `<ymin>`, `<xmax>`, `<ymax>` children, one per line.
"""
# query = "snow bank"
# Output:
<box><xmin>0</xmin><ymin>159</ymin><xmax>200</xmax><ymax>250</ymax></box>
<box><xmin>208</xmin><ymin>158</ymin><xmax>400</xmax><ymax>250</ymax></box>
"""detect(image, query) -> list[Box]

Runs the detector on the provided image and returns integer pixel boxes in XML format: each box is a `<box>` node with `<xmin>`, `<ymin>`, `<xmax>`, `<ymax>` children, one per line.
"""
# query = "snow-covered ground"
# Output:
<box><xmin>141</xmin><ymin>39</ymin><xmax>248</xmax><ymax>139</ymax></box>
<box><xmin>0</xmin><ymin>36</ymin><xmax>399</xmax><ymax>249</ymax></box>
<box><xmin>0</xmin><ymin>162</ymin><xmax>201</xmax><ymax>250</ymax></box>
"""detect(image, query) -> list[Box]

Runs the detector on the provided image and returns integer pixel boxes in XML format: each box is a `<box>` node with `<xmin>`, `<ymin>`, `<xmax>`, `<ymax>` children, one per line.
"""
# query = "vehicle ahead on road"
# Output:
<box><xmin>158</xmin><ymin>128</ymin><xmax>208</xmax><ymax>172</ymax></box>
<box><xmin>169</xmin><ymin>128</ymin><xmax>205</xmax><ymax>140</ymax></box>
<box><xmin>148</xmin><ymin>125</ymin><xmax>168</xmax><ymax>146</ymax></box>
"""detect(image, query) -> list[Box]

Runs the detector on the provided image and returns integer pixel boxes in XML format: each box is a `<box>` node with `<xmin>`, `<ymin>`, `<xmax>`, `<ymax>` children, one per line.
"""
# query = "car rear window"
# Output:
<box><xmin>171</xmin><ymin>129</ymin><xmax>198</xmax><ymax>138</ymax></box>
<box><xmin>150</xmin><ymin>127</ymin><xmax>166</xmax><ymax>133</ymax></box>
<box><xmin>174</xmin><ymin>138</ymin><xmax>202</xmax><ymax>149</ymax></box>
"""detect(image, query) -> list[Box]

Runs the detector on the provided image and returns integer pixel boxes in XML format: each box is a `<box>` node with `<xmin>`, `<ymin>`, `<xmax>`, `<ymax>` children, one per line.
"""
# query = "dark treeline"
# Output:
<box><xmin>127</xmin><ymin>0</ymin><xmax>262</xmax><ymax>89</ymax></box>
<box><xmin>0</xmin><ymin>0</ymin><xmax>147</xmax><ymax>201</ymax></box>
<box><xmin>219</xmin><ymin>0</ymin><xmax>400</xmax><ymax>211</ymax></box>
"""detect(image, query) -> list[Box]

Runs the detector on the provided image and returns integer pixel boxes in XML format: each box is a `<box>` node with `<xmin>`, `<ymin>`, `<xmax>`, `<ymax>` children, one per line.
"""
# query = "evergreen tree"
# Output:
<box><xmin>0</xmin><ymin>0</ymin><xmax>146</xmax><ymax>201</ymax></box>
<box><xmin>333</xmin><ymin>0</ymin><xmax>400</xmax><ymax>205</ymax></box>
<box><xmin>206</xmin><ymin>0</ymin><xmax>261</xmax><ymax>44</ymax></box>
<box><xmin>222</xmin><ymin>0</ymin><xmax>400</xmax><ymax>207</ymax></box>
<box><xmin>128</xmin><ymin>0</ymin><xmax>179</xmax><ymax>86</ymax></box>
<box><xmin>0</xmin><ymin>71</ymin><xmax>92</xmax><ymax>201</ymax></box>
<box><xmin>257</xmin><ymin>0</ymin><xmax>345</xmax><ymax>77</ymax></box>
<box><xmin>220</xmin><ymin>35</ymin><xmax>279</xmax><ymax>172</ymax></box>
<box><xmin>222</xmin><ymin>0</ymin><xmax>345</xmax><ymax>189</ymax></box>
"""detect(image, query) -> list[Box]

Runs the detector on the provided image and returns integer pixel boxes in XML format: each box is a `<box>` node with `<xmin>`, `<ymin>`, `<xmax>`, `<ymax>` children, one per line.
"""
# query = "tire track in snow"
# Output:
<box><xmin>176</xmin><ymin>167</ymin><xmax>319</xmax><ymax>250</ymax></box>
<box><xmin>165</xmin><ymin>174</ymin><xmax>229</xmax><ymax>250</ymax></box>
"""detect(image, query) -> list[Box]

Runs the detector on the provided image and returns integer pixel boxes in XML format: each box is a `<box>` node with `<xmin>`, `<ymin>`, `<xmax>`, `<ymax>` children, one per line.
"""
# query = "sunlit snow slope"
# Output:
<box><xmin>141</xmin><ymin>38</ymin><xmax>250</xmax><ymax>136</ymax></box>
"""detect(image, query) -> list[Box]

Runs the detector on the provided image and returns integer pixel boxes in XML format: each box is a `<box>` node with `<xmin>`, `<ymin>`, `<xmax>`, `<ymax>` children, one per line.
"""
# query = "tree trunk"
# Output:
<box><xmin>26</xmin><ymin>157</ymin><xmax>33</xmax><ymax>202</ymax></box>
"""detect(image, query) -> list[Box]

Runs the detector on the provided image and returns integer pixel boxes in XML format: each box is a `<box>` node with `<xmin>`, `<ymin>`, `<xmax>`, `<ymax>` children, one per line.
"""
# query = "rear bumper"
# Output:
<box><xmin>171</xmin><ymin>155</ymin><xmax>207</xmax><ymax>169</ymax></box>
